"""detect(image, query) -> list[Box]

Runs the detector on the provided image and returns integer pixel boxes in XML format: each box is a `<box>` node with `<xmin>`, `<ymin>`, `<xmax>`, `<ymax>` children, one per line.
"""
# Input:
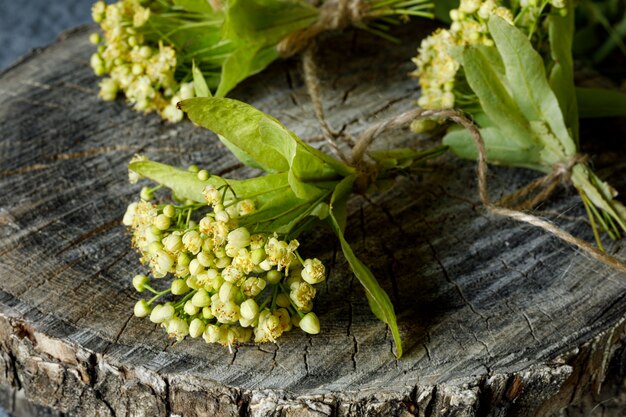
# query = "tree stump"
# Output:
<box><xmin>0</xmin><ymin>22</ymin><xmax>625</xmax><ymax>417</ymax></box>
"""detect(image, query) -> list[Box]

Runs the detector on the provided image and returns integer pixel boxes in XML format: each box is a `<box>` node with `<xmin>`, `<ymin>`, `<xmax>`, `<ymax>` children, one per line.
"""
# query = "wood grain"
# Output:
<box><xmin>0</xmin><ymin>23</ymin><xmax>625</xmax><ymax>416</ymax></box>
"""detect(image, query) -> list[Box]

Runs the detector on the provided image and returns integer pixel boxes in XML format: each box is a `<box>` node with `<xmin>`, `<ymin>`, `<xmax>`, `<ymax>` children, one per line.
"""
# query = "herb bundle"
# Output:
<box><xmin>90</xmin><ymin>0</ymin><xmax>433</xmax><ymax>122</ymax></box>
<box><xmin>125</xmin><ymin>96</ymin><xmax>445</xmax><ymax>355</ymax></box>
<box><xmin>413</xmin><ymin>0</ymin><xmax>626</xmax><ymax>247</ymax></box>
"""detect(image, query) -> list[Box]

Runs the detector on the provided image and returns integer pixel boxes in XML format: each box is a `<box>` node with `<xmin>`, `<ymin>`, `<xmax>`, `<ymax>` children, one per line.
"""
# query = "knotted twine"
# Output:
<box><xmin>278</xmin><ymin>0</ymin><xmax>367</xmax><ymax>57</ymax></box>
<box><xmin>301</xmin><ymin>48</ymin><xmax>626</xmax><ymax>275</ymax></box>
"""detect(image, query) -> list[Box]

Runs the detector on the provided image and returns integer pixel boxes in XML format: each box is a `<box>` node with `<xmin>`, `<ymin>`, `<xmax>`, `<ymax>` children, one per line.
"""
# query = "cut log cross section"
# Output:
<box><xmin>0</xmin><ymin>23</ymin><xmax>625</xmax><ymax>417</ymax></box>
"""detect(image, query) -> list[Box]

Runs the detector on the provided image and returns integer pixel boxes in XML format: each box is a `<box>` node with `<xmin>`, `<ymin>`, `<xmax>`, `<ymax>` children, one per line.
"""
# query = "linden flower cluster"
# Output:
<box><xmin>90</xmin><ymin>0</ymin><xmax>194</xmax><ymax>122</ymax></box>
<box><xmin>412</xmin><ymin>0</ymin><xmax>565</xmax><ymax>112</ymax></box>
<box><xmin>123</xmin><ymin>170</ymin><xmax>327</xmax><ymax>347</ymax></box>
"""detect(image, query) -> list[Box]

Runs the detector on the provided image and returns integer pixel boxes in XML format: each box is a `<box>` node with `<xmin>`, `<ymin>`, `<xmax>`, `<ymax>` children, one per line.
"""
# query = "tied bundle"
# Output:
<box><xmin>124</xmin><ymin>86</ymin><xmax>447</xmax><ymax>356</ymax></box>
<box><xmin>89</xmin><ymin>0</ymin><xmax>433</xmax><ymax>122</ymax></box>
<box><xmin>413</xmin><ymin>0</ymin><xmax>626</xmax><ymax>248</ymax></box>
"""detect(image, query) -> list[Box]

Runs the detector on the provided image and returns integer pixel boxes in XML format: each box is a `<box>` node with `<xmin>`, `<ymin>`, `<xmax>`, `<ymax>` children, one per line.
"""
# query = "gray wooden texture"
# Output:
<box><xmin>0</xmin><ymin>22</ymin><xmax>625</xmax><ymax>417</ymax></box>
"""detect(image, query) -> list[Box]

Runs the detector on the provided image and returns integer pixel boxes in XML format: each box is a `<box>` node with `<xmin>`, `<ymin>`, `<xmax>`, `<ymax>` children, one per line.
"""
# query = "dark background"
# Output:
<box><xmin>0</xmin><ymin>0</ymin><xmax>92</xmax><ymax>70</ymax></box>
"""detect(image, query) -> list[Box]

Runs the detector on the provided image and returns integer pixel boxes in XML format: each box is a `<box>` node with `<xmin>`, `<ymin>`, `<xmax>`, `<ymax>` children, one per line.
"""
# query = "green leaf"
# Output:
<box><xmin>443</xmin><ymin>126</ymin><xmax>544</xmax><ymax>171</ymax></box>
<box><xmin>576</xmin><ymin>87</ymin><xmax>626</xmax><ymax>118</ymax></box>
<box><xmin>547</xmin><ymin>0</ymin><xmax>579</xmax><ymax>144</ymax></box>
<box><xmin>223</xmin><ymin>0</ymin><xmax>318</xmax><ymax>45</ymax></box>
<box><xmin>129</xmin><ymin>160</ymin><xmax>293</xmax><ymax>205</ymax></box>
<box><xmin>488</xmin><ymin>16</ymin><xmax>575</xmax><ymax>156</ymax></box>
<box><xmin>215</xmin><ymin>44</ymin><xmax>279</xmax><ymax>98</ymax></box>
<box><xmin>180</xmin><ymin>97</ymin><xmax>290</xmax><ymax>172</ymax></box>
<box><xmin>328</xmin><ymin>176</ymin><xmax>402</xmax><ymax>357</ymax></box>
<box><xmin>173</xmin><ymin>0</ymin><xmax>216</xmax><ymax>14</ymax></box>
<box><xmin>192</xmin><ymin>61</ymin><xmax>212</xmax><ymax>98</ymax></box>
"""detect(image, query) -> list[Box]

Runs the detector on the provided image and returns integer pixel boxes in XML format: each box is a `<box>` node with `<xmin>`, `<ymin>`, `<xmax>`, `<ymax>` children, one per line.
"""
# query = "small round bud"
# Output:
<box><xmin>188</xmin><ymin>259</ymin><xmax>204</xmax><ymax>276</ymax></box>
<box><xmin>203</xmin><ymin>324</ymin><xmax>221</xmax><ymax>343</ymax></box>
<box><xmin>98</xmin><ymin>78</ymin><xmax>118</xmax><ymax>101</ymax></box>
<box><xmin>154</xmin><ymin>214</ymin><xmax>171</xmax><ymax>231</ymax></box>
<box><xmin>132</xmin><ymin>274</ymin><xmax>150</xmax><ymax>292</ymax></box>
<box><xmin>187</xmin><ymin>164</ymin><xmax>200</xmax><ymax>173</ymax></box>
<box><xmin>197</xmin><ymin>251</ymin><xmax>214</xmax><ymax>267</ymax></box>
<box><xmin>184</xmin><ymin>300</ymin><xmax>199</xmax><ymax>316</ymax></box>
<box><xmin>191</xmin><ymin>288</ymin><xmax>211</xmax><ymax>307</ymax></box>
<box><xmin>163</xmin><ymin>205</ymin><xmax>176</xmax><ymax>218</ymax></box>
<box><xmin>150</xmin><ymin>304</ymin><xmax>174</xmax><ymax>323</ymax></box>
<box><xmin>227</xmin><ymin>227</ymin><xmax>250</xmax><ymax>249</ymax></box>
<box><xmin>171</xmin><ymin>279</ymin><xmax>189</xmax><ymax>295</ymax></box>
<box><xmin>299</xmin><ymin>312</ymin><xmax>320</xmax><ymax>334</ymax></box>
<box><xmin>266</xmin><ymin>270</ymin><xmax>282</xmax><ymax>285</ymax></box>
<box><xmin>140</xmin><ymin>186</ymin><xmax>154</xmax><ymax>201</ymax></box>
<box><xmin>251</xmin><ymin>248</ymin><xmax>266</xmax><ymax>265</ymax></box>
<box><xmin>276</xmin><ymin>293</ymin><xmax>291</xmax><ymax>308</ymax></box>
<box><xmin>240</xmin><ymin>299</ymin><xmax>259</xmax><ymax>320</ymax></box>
<box><xmin>189</xmin><ymin>318</ymin><xmax>205</xmax><ymax>338</ymax></box>
<box><xmin>219</xmin><ymin>282</ymin><xmax>238</xmax><ymax>302</ymax></box>
<box><xmin>134</xmin><ymin>300</ymin><xmax>151</xmax><ymax>317</ymax></box>
<box><xmin>131</xmin><ymin>62</ymin><xmax>143</xmax><ymax>75</ymax></box>
<box><xmin>215</xmin><ymin>211</ymin><xmax>229</xmax><ymax>223</ymax></box>
<box><xmin>177</xmin><ymin>252</ymin><xmax>191</xmax><ymax>267</ymax></box>
<box><xmin>89</xmin><ymin>33</ymin><xmax>102</xmax><ymax>45</ymax></box>
<box><xmin>197</xmin><ymin>170</ymin><xmax>209</xmax><ymax>181</ymax></box>
<box><xmin>139</xmin><ymin>45</ymin><xmax>152</xmax><ymax>58</ymax></box>
<box><xmin>215</xmin><ymin>257</ymin><xmax>231</xmax><ymax>269</ymax></box>
<box><xmin>186</xmin><ymin>276</ymin><xmax>199</xmax><ymax>290</ymax></box>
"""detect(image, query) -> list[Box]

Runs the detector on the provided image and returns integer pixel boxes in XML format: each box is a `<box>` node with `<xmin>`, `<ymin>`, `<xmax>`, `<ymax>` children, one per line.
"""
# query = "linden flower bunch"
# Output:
<box><xmin>90</xmin><ymin>0</ymin><xmax>434</xmax><ymax>122</ymax></box>
<box><xmin>124</xmin><ymin>176</ymin><xmax>328</xmax><ymax>346</ymax></box>
<box><xmin>412</xmin><ymin>0</ymin><xmax>563</xmax><ymax>111</ymax></box>
<box><xmin>413</xmin><ymin>0</ymin><xmax>626</xmax><ymax>245</ymax></box>
<box><xmin>123</xmin><ymin>94</ymin><xmax>447</xmax><ymax>356</ymax></box>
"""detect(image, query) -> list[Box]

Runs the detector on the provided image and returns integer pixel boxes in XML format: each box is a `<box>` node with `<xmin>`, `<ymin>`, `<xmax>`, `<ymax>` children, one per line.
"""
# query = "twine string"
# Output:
<box><xmin>278</xmin><ymin>0</ymin><xmax>367</xmax><ymax>57</ymax></box>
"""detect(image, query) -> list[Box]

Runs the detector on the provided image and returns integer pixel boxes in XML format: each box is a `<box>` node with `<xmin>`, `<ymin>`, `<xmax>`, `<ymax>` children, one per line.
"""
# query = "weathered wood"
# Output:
<box><xmin>0</xmin><ymin>22</ymin><xmax>625</xmax><ymax>417</ymax></box>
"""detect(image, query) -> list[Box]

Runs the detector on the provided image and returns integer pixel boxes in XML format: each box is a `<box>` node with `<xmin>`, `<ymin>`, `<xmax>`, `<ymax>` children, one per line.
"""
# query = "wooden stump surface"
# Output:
<box><xmin>0</xmin><ymin>23</ymin><xmax>625</xmax><ymax>417</ymax></box>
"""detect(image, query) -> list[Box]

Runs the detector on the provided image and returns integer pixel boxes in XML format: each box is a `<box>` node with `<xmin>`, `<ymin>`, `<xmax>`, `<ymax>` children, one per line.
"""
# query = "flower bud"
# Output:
<box><xmin>251</xmin><ymin>248</ymin><xmax>266</xmax><ymax>265</ymax></box>
<box><xmin>275</xmin><ymin>308</ymin><xmax>292</xmax><ymax>331</ymax></box>
<box><xmin>301</xmin><ymin>258</ymin><xmax>326</xmax><ymax>284</ymax></box>
<box><xmin>154</xmin><ymin>214</ymin><xmax>171</xmax><ymax>231</ymax></box>
<box><xmin>266</xmin><ymin>270</ymin><xmax>282</xmax><ymax>285</ymax></box>
<box><xmin>150</xmin><ymin>303</ymin><xmax>174</xmax><ymax>323</ymax></box>
<box><xmin>133</xmin><ymin>300</ymin><xmax>151</xmax><ymax>317</ymax></box>
<box><xmin>186</xmin><ymin>276</ymin><xmax>199</xmax><ymax>290</ymax></box>
<box><xmin>188</xmin><ymin>258</ymin><xmax>204</xmax><ymax>276</ymax></box>
<box><xmin>191</xmin><ymin>288</ymin><xmax>211</xmax><ymax>307</ymax></box>
<box><xmin>196</xmin><ymin>251</ymin><xmax>214</xmax><ymax>267</ymax></box>
<box><xmin>132</xmin><ymin>274</ymin><xmax>150</xmax><ymax>292</ymax></box>
<box><xmin>239</xmin><ymin>299</ymin><xmax>259</xmax><ymax>320</ymax></box>
<box><xmin>139</xmin><ymin>45</ymin><xmax>152</xmax><ymax>58</ymax></box>
<box><xmin>189</xmin><ymin>318</ymin><xmax>205</xmax><ymax>338</ymax></box>
<box><xmin>219</xmin><ymin>282</ymin><xmax>238</xmax><ymax>303</ymax></box>
<box><xmin>89</xmin><ymin>33</ymin><xmax>102</xmax><ymax>45</ymax></box>
<box><xmin>90</xmin><ymin>53</ymin><xmax>105</xmax><ymax>76</ymax></box>
<box><xmin>239</xmin><ymin>317</ymin><xmax>254</xmax><ymax>328</ymax></box>
<box><xmin>171</xmin><ymin>279</ymin><xmax>189</xmax><ymax>295</ymax></box>
<box><xmin>184</xmin><ymin>300</ymin><xmax>199</xmax><ymax>316</ymax></box>
<box><xmin>163</xmin><ymin>205</ymin><xmax>176</xmax><ymax>218</ymax></box>
<box><xmin>299</xmin><ymin>312</ymin><xmax>320</xmax><ymax>334</ymax></box>
<box><xmin>122</xmin><ymin>202</ymin><xmax>138</xmax><ymax>226</ymax></box>
<box><xmin>237</xmin><ymin>199</ymin><xmax>255</xmax><ymax>216</ymax></box>
<box><xmin>140</xmin><ymin>186</ymin><xmax>153</xmax><ymax>201</ymax></box>
<box><xmin>91</xmin><ymin>1</ymin><xmax>105</xmax><ymax>22</ymax></box>
<box><xmin>152</xmin><ymin>250</ymin><xmax>174</xmax><ymax>277</ymax></box>
<box><xmin>197</xmin><ymin>169</ymin><xmax>209</xmax><ymax>181</ymax></box>
<box><xmin>177</xmin><ymin>252</ymin><xmax>191</xmax><ymax>267</ymax></box>
<box><xmin>215</xmin><ymin>211</ymin><xmax>229</xmax><ymax>223</ymax></box>
<box><xmin>276</xmin><ymin>293</ymin><xmax>291</xmax><ymax>308</ymax></box>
